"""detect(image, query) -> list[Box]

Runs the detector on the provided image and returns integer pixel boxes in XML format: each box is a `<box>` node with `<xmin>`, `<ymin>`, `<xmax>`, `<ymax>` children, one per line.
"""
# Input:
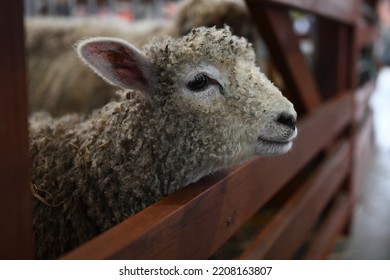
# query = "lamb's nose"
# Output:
<box><xmin>277</xmin><ymin>112</ymin><xmax>297</xmax><ymax>130</ymax></box>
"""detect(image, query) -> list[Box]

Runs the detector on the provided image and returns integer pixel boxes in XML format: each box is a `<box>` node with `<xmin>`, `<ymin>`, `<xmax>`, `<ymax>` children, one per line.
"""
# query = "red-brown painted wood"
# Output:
<box><xmin>315</xmin><ymin>18</ymin><xmax>356</xmax><ymax>100</ymax></box>
<box><xmin>304</xmin><ymin>193</ymin><xmax>351</xmax><ymax>259</ymax></box>
<box><xmin>354</xmin><ymin>81</ymin><xmax>375</xmax><ymax>123</ymax></box>
<box><xmin>245</xmin><ymin>2</ymin><xmax>322</xmax><ymax>113</ymax></box>
<box><xmin>240</xmin><ymin>142</ymin><xmax>351</xmax><ymax>259</ymax></box>
<box><xmin>353</xmin><ymin>112</ymin><xmax>374</xmax><ymax>201</ymax></box>
<box><xmin>357</xmin><ymin>20</ymin><xmax>378</xmax><ymax>48</ymax></box>
<box><xmin>259</xmin><ymin>0</ymin><xmax>359</xmax><ymax>24</ymax></box>
<box><xmin>0</xmin><ymin>1</ymin><xmax>34</xmax><ymax>259</ymax></box>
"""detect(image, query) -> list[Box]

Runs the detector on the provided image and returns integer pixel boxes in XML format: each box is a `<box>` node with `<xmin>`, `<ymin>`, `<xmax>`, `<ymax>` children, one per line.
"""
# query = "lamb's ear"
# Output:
<box><xmin>76</xmin><ymin>37</ymin><xmax>154</xmax><ymax>92</ymax></box>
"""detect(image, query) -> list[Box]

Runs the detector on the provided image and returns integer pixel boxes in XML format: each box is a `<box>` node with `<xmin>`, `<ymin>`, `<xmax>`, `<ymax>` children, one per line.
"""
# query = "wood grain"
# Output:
<box><xmin>240</xmin><ymin>141</ymin><xmax>351</xmax><ymax>259</ymax></box>
<box><xmin>304</xmin><ymin>193</ymin><xmax>351</xmax><ymax>259</ymax></box>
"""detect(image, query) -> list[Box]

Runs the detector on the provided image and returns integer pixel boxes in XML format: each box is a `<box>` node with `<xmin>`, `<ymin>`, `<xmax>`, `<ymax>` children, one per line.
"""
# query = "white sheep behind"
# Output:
<box><xmin>26</xmin><ymin>17</ymin><xmax>170</xmax><ymax>116</ymax></box>
<box><xmin>173</xmin><ymin>0</ymin><xmax>266</xmax><ymax>64</ymax></box>
<box><xmin>30</xmin><ymin>27</ymin><xmax>297</xmax><ymax>259</ymax></box>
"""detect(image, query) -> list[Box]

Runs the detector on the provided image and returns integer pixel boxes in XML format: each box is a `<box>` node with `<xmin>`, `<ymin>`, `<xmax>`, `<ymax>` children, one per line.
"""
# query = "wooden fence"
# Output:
<box><xmin>0</xmin><ymin>0</ymin><xmax>377</xmax><ymax>259</ymax></box>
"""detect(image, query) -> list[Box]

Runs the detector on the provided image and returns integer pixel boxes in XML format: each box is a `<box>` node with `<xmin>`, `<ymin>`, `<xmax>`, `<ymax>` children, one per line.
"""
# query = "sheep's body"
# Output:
<box><xmin>31</xmin><ymin>97</ymin><xmax>161</xmax><ymax>258</ymax></box>
<box><xmin>31</xmin><ymin>27</ymin><xmax>297</xmax><ymax>259</ymax></box>
<box><xmin>26</xmin><ymin>0</ymin><xmax>265</xmax><ymax>116</ymax></box>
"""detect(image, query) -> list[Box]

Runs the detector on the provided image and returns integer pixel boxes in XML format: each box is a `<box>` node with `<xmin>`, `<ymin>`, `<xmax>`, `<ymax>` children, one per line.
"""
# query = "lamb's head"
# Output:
<box><xmin>76</xmin><ymin>27</ymin><xmax>296</xmax><ymax>174</ymax></box>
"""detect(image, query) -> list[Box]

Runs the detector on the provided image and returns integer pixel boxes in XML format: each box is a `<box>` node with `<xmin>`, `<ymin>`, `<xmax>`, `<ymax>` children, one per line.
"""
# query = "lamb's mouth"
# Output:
<box><xmin>257</xmin><ymin>137</ymin><xmax>292</xmax><ymax>146</ymax></box>
<box><xmin>256</xmin><ymin>136</ymin><xmax>295</xmax><ymax>155</ymax></box>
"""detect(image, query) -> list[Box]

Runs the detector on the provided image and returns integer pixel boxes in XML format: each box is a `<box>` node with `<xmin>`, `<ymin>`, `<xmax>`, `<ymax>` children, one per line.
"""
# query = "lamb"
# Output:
<box><xmin>26</xmin><ymin>0</ymin><xmax>265</xmax><ymax>116</ymax></box>
<box><xmin>30</xmin><ymin>26</ymin><xmax>297</xmax><ymax>259</ymax></box>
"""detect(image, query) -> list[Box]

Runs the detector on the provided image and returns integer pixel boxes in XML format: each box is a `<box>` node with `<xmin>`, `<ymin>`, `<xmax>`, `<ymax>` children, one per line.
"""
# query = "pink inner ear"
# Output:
<box><xmin>90</xmin><ymin>43</ymin><xmax>147</xmax><ymax>86</ymax></box>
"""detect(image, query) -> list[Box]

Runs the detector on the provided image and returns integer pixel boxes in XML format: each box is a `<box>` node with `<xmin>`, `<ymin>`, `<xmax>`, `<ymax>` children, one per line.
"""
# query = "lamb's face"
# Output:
<box><xmin>231</xmin><ymin>59</ymin><xmax>297</xmax><ymax>157</ymax></box>
<box><xmin>76</xmin><ymin>27</ymin><xmax>297</xmax><ymax>171</ymax></box>
<box><xmin>147</xmin><ymin>27</ymin><xmax>297</xmax><ymax>166</ymax></box>
<box><xmin>162</xmin><ymin>61</ymin><xmax>296</xmax><ymax>164</ymax></box>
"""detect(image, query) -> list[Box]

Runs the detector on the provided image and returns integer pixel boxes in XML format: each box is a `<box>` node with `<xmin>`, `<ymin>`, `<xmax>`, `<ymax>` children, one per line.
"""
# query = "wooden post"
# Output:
<box><xmin>246</xmin><ymin>1</ymin><xmax>323</xmax><ymax>114</ymax></box>
<box><xmin>0</xmin><ymin>1</ymin><xmax>34</xmax><ymax>259</ymax></box>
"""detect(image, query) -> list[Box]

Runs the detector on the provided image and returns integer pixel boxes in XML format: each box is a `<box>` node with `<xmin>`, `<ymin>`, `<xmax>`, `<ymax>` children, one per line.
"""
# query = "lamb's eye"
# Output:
<box><xmin>187</xmin><ymin>74</ymin><xmax>209</xmax><ymax>91</ymax></box>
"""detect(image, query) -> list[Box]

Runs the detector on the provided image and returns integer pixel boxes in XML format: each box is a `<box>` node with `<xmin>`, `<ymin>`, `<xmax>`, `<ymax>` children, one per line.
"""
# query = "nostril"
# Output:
<box><xmin>277</xmin><ymin>113</ymin><xmax>297</xmax><ymax>130</ymax></box>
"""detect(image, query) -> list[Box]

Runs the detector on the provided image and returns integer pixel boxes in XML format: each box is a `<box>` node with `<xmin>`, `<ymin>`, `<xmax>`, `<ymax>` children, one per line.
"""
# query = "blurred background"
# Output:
<box><xmin>24</xmin><ymin>0</ymin><xmax>179</xmax><ymax>20</ymax></box>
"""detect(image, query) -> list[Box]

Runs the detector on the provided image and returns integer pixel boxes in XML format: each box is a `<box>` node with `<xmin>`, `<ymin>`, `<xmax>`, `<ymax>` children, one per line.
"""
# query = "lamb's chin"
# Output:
<box><xmin>255</xmin><ymin>139</ymin><xmax>293</xmax><ymax>156</ymax></box>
